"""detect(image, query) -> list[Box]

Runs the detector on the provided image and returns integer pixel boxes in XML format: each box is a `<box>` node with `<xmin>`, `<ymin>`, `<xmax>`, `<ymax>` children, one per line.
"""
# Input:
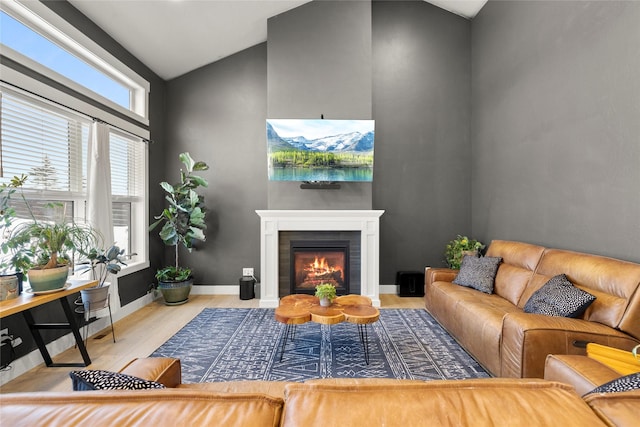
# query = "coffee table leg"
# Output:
<box><xmin>278</xmin><ymin>323</ymin><xmax>295</xmax><ymax>362</ymax></box>
<box><xmin>357</xmin><ymin>324</ymin><xmax>371</xmax><ymax>365</ymax></box>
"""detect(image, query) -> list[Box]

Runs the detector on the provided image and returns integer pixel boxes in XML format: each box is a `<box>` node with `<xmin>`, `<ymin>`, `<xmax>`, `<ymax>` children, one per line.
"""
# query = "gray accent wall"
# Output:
<box><xmin>164</xmin><ymin>0</ymin><xmax>474</xmax><ymax>285</ymax></box>
<box><xmin>267</xmin><ymin>0</ymin><xmax>373</xmax><ymax>210</ymax></box>
<box><xmin>373</xmin><ymin>1</ymin><xmax>472</xmax><ymax>280</ymax></box>
<box><xmin>471</xmin><ymin>1</ymin><xmax>640</xmax><ymax>263</ymax></box>
<box><xmin>165</xmin><ymin>44</ymin><xmax>268</xmax><ymax>285</ymax></box>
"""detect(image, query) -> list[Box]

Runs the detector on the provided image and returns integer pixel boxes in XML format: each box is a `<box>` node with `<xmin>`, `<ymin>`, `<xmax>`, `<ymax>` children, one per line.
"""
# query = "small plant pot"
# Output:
<box><xmin>0</xmin><ymin>273</ymin><xmax>21</xmax><ymax>301</ymax></box>
<box><xmin>319</xmin><ymin>297</ymin><xmax>332</xmax><ymax>307</ymax></box>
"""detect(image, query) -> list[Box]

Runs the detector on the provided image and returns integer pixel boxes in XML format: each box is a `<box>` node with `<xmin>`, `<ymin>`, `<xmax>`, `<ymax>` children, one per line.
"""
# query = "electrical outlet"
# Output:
<box><xmin>243</xmin><ymin>268</ymin><xmax>254</xmax><ymax>277</ymax></box>
<box><xmin>0</xmin><ymin>328</ymin><xmax>7</xmax><ymax>337</ymax></box>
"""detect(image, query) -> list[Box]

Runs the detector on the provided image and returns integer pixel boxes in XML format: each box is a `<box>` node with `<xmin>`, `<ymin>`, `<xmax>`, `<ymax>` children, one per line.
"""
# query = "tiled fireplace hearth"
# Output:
<box><xmin>256</xmin><ymin>210</ymin><xmax>384</xmax><ymax>308</ymax></box>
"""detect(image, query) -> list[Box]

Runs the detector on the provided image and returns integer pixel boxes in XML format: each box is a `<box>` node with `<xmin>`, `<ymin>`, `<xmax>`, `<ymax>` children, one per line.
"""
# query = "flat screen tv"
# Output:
<box><xmin>266</xmin><ymin>119</ymin><xmax>375</xmax><ymax>182</ymax></box>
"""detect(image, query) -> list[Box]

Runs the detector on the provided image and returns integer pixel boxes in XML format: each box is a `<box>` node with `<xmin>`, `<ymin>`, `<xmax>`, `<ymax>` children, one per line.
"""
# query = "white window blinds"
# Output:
<box><xmin>0</xmin><ymin>88</ymin><xmax>87</xmax><ymax>192</ymax></box>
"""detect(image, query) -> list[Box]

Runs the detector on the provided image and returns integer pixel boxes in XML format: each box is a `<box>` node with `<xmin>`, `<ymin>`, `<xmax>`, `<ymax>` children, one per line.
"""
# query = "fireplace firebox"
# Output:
<box><xmin>290</xmin><ymin>240</ymin><xmax>350</xmax><ymax>295</ymax></box>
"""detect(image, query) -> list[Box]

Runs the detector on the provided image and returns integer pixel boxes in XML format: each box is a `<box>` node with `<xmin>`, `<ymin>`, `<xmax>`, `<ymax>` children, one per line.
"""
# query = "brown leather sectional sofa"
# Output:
<box><xmin>425</xmin><ymin>240</ymin><xmax>640</xmax><ymax>378</ymax></box>
<box><xmin>1</xmin><ymin>357</ymin><xmax>636</xmax><ymax>426</ymax></box>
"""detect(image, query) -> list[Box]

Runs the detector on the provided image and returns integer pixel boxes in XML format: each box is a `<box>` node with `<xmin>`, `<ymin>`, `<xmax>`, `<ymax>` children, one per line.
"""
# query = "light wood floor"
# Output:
<box><xmin>0</xmin><ymin>294</ymin><xmax>424</xmax><ymax>393</ymax></box>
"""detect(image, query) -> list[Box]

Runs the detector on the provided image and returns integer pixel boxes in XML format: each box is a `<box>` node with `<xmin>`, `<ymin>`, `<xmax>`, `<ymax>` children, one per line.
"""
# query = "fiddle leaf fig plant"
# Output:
<box><xmin>149</xmin><ymin>152</ymin><xmax>209</xmax><ymax>282</ymax></box>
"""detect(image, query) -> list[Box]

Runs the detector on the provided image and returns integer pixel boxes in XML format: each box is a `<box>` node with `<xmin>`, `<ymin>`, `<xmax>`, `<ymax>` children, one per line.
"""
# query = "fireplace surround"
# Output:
<box><xmin>256</xmin><ymin>210</ymin><xmax>384</xmax><ymax>308</ymax></box>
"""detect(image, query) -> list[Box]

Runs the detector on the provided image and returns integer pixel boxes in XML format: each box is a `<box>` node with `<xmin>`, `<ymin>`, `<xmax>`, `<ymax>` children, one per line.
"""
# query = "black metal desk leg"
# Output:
<box><xmin>21</xmin><ymin>310</ymin><xmax>54</xmax><ymax>367</ymax></box>
<box><xmin>59</xmin><ymin>297</ymin><xmax>91</xmax><ymax>366</ymax></box>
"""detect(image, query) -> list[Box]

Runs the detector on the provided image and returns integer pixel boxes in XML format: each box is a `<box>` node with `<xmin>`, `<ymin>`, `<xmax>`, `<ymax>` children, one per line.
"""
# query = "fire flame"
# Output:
<box><xmin>305</xmin><ymin>256</ymin><xmax>341</xmax><ymax>275</ymax></box>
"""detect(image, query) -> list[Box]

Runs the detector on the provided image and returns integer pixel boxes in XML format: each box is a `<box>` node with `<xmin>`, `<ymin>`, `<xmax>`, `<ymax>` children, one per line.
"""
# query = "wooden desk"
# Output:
<box><xmin>0</xmin><ymin>279</ymin><xmax>99</xmax><ymax>367</ymax></box>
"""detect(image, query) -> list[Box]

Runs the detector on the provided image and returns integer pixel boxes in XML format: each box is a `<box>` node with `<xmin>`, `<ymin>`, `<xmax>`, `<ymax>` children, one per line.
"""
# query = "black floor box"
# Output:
<box><xmin>396</xmin><ymin>271</ymin><xmax>425</xmax><ymax>297</ymax></box>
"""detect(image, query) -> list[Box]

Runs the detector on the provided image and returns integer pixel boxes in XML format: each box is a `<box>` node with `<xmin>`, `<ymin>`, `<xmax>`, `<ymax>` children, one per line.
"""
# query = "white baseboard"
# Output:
<box><xmin>379</xmin><ymin>284</ymin><xmax>397</xmax><ymax>294</ymax></box>
<box><xmin>191</xmin><ymin>285</ymin><xmax>241</xmax><ymax>295</ymax></box>
<box><xmin>0</xmin><ymin>292</ymin><xmax>155</xmax><ymax>387</ymax></box>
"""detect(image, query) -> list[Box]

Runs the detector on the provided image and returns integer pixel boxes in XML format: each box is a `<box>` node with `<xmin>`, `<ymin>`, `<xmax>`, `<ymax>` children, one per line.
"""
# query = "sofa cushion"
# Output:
<box><xmin>70</xmin><ymin>370</ymin><xmax>166</xmax><ymax>391</ymax></box>
<box><xmin>453</xmin><ymin>256</ymin><xmax>502</xmax><ymax>294</ymax></box>
<box><xmin>523</xmin><ymin>274</ymin><xmax>596</xmax><ymax>317</ymax></box>
<box><xmin>585</xmin><ymin>372</ymin><xmax>640</xmax><ymax>395</ymax></box>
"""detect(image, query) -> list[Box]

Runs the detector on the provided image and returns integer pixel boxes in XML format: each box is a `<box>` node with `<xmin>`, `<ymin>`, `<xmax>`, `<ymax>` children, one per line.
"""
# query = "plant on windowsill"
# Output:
<box><xmin>149</xmin><ymin>152</ymin><xmax>209</xmax><ymax>305</ymax></box>
<box><xmin>444</xmin><ymin>235</ymin><xmax>486</xmax><ymax>270</ymax></box>
<box><xmin>315</xmin><ymin>283</ymin><xmax>337</xmax><ymax>307</ymax></box>
<box><xmin>1</xmin><ymin>175</ymin><xmax>100</xmax><ymax>293</ymax></box>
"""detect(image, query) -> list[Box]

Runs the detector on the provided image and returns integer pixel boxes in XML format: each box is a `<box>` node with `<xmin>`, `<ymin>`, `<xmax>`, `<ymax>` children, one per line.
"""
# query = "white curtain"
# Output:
<box><xmin>86</xmin><ymin>121</ymin><xmax>119</xmax><ymax>311</ymax></box>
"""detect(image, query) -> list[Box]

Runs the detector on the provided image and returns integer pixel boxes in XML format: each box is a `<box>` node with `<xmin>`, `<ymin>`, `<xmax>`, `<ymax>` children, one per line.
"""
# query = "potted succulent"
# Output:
<box><xmin>1</xmin><ymin>175</ymin><xmax>99</xmax><ymax>293</ymax></box>
<box><xmin>149</xmin><ymin>152</ymin><xmax>209</xmax><ymax>305</ymax></box>
<box><xmin>315</xmin><ymin>283</ymin><xmax>337</xmax><ymax>307</ymax></box>
<box><xmin>444</xmin><ymin>235</ymin><xmax>486</xmax><ymax>270</ymax></box>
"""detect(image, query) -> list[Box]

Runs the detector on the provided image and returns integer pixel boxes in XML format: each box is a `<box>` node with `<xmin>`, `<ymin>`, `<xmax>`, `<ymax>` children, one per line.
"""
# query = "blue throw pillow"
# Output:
<box><xmin>70</xmin><ymin>369</ymin><xmax>166</xmax><ymax>391</ymax></box>
<box><xmin>452</xmin><ymin>256</ymin><xmax>502</xmax><ymax>294</ymax></box>
<box><xmin>584</xmin><ymin>372</ymin><xmax>640</xmax><ymax>396</ymax></box>
<box><xmin>523</xmin><ymin>274</ymin><xmax>595</xmax><ymax>318</ymax></box>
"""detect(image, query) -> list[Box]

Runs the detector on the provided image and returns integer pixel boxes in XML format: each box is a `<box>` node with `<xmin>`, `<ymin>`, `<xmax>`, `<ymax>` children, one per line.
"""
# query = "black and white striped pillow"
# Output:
<box><xmin>70</xmin><ymin>369</ymin><xmax>166</xmax><ymax>391</ymax></box>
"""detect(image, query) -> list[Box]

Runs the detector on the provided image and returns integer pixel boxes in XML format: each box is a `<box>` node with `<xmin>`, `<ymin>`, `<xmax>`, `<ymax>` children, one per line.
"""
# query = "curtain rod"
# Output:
<box><xmin>1</xmin><ymin>80</ymin><xmax>152</xmax><ymax>144</ymax></box>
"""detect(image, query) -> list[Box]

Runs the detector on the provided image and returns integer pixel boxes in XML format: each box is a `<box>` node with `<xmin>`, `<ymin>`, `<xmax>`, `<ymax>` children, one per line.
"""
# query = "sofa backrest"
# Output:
<box><xmin>281</xmin><ymin>378</ymin><xmax>607</xmax><ymax>426</ymax></box>
<box><xmin>522</xmin><ymin>249</ymin><xmax>640</xmax><ymax>339</ymax></box>
<box><xmin>0</xmin><ymin>390</ymin><xmax>284</xmax><ymax>427</ymax></box>
<box><xmin>485</xmin><ymin>240</ymin><xmax>546</xmax><ymax>306</ymax></box>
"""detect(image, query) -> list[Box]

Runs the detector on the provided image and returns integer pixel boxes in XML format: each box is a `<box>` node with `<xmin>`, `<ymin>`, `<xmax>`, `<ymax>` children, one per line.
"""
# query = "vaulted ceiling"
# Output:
<box><xmin>68</xmin><ymin>0</ymin><xmax>487</xmax><ymax>80</ymax></box>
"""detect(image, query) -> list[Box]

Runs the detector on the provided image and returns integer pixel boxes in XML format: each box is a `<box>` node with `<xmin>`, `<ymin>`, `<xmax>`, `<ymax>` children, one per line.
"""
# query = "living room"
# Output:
<box><xmin>0</xmin><ymin>0</ymin><xmax>639</xmax><ymax>423</ymax></box>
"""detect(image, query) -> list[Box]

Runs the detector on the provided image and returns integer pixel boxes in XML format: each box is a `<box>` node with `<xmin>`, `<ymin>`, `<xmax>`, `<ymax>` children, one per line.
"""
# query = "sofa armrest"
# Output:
<box><xmin>118</xmin><ymin>357</ymin><xmax>182</xmax><ymax>388</ymax></box>
<box><xmin>425</xmin><ymin>268</ymin><xmax>457</xmax><ymax>287</ymax></box>
<box><xmin>544</xmin><ymin>354</ymin><xmax>622</xmax><ymax>396</ymax></box>
<box><xmin>584</xmin><ymin>390</ymin><xmax>640</xmax><ymax>427</ymax></box>
<box><xmin>500</xmin><ymin>312</ymin><xmax>639</xmax><ymax>378</ymax></box>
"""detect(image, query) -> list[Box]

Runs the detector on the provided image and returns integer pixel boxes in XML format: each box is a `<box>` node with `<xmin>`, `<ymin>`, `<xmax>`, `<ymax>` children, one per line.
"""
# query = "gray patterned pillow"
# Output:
<box><xmin>584</xmin><ymin>372</ymin><xmax>640</xmax><ymax>396</ymax></box>
<box><xmin>523</xmin><ymin>274</ymin><xmax>596</xmax><ymax>318</ymax></box>
<box><xmin>452</xmin><ymin>256</ymin><xmax>502</xmax><ymax>294</ymax></box>
<box><xmin>70</xmin><ymin>370</ymin><xmax>166</xmax><ymax>391</ymax></box>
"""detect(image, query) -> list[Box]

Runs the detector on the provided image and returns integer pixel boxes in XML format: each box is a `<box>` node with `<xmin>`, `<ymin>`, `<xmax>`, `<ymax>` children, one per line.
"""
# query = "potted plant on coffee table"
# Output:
<box><xmin>2</xmin><ymin>176</ymin><xmax>99</xmax><ymax>293</ymax></box>
<box><xmin>315</xmin><ymin>283</ymin><xmax>337</xmax><ymax>307</ymax></box>
<box><xmin>149</xmin><ymin>152</ymin><xmax>209</xmax><ymax>305</ymax></box>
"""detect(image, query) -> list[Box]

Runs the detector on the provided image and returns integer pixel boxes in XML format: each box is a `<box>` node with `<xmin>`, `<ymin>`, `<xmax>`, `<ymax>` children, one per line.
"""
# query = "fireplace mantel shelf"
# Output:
<box><xmin>256</xmin><ymin>210</ymin><xmax>384</xmax><ymax>308</ymax></box>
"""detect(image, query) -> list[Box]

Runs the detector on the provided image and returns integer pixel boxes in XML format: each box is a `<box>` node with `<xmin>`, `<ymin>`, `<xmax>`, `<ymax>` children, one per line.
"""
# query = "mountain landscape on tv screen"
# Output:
<box><xmin>266</xmin><ymin>119</ymin><xmax>375</xmax><ymax>182</ymax></box>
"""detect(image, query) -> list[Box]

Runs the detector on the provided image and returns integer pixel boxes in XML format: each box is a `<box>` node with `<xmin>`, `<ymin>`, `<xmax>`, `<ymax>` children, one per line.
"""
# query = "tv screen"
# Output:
<box><xmin>266</xmin><ymin>119</ymin><xmax>375</xmax><ymax>182</ymax></box>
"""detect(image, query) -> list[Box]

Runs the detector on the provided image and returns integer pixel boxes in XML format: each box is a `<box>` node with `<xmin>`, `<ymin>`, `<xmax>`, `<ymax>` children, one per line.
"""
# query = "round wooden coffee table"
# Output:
<box><xmin>275</xmin><ymin>294</ymin><xmax>379</xmax><ymax>364</ymax></box>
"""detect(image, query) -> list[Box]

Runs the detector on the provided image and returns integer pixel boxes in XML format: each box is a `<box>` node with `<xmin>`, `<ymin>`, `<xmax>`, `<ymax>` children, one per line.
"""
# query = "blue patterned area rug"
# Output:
<box><xmin>151</xmin><ymin>308</ymin><xmax>489</xmax><ymax>383</ymax></box>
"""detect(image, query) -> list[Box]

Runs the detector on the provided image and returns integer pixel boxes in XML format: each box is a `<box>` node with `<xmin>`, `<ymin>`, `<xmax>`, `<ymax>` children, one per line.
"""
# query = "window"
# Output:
<box><xmin>0</xmin><ymin>0</ymin><xmax>149</xmax><ymax>123</ymax></box>
<box><xmin>1</xmin><ymin>87</ymin><xmax>147</xmax><ymax>265</ymax></box>
<box><xmin>1</xmin><ymin>12</ymin><xmax>131</xmax><ymax>110</ymax></box>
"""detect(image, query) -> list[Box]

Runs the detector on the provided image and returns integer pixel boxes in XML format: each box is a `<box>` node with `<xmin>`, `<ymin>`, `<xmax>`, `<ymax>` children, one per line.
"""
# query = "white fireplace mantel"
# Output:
<box><xmin>256</xmin><ymin>210</ymin><xmax>385</xmax><ymax>308</ymax></box>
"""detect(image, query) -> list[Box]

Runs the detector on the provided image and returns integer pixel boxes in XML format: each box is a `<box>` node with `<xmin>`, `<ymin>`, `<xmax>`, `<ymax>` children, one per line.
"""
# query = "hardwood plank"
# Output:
<box><xmin>0</xmin><ymin>294</ymin><xmax>423</xmax><ymax>393</ymax></box>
